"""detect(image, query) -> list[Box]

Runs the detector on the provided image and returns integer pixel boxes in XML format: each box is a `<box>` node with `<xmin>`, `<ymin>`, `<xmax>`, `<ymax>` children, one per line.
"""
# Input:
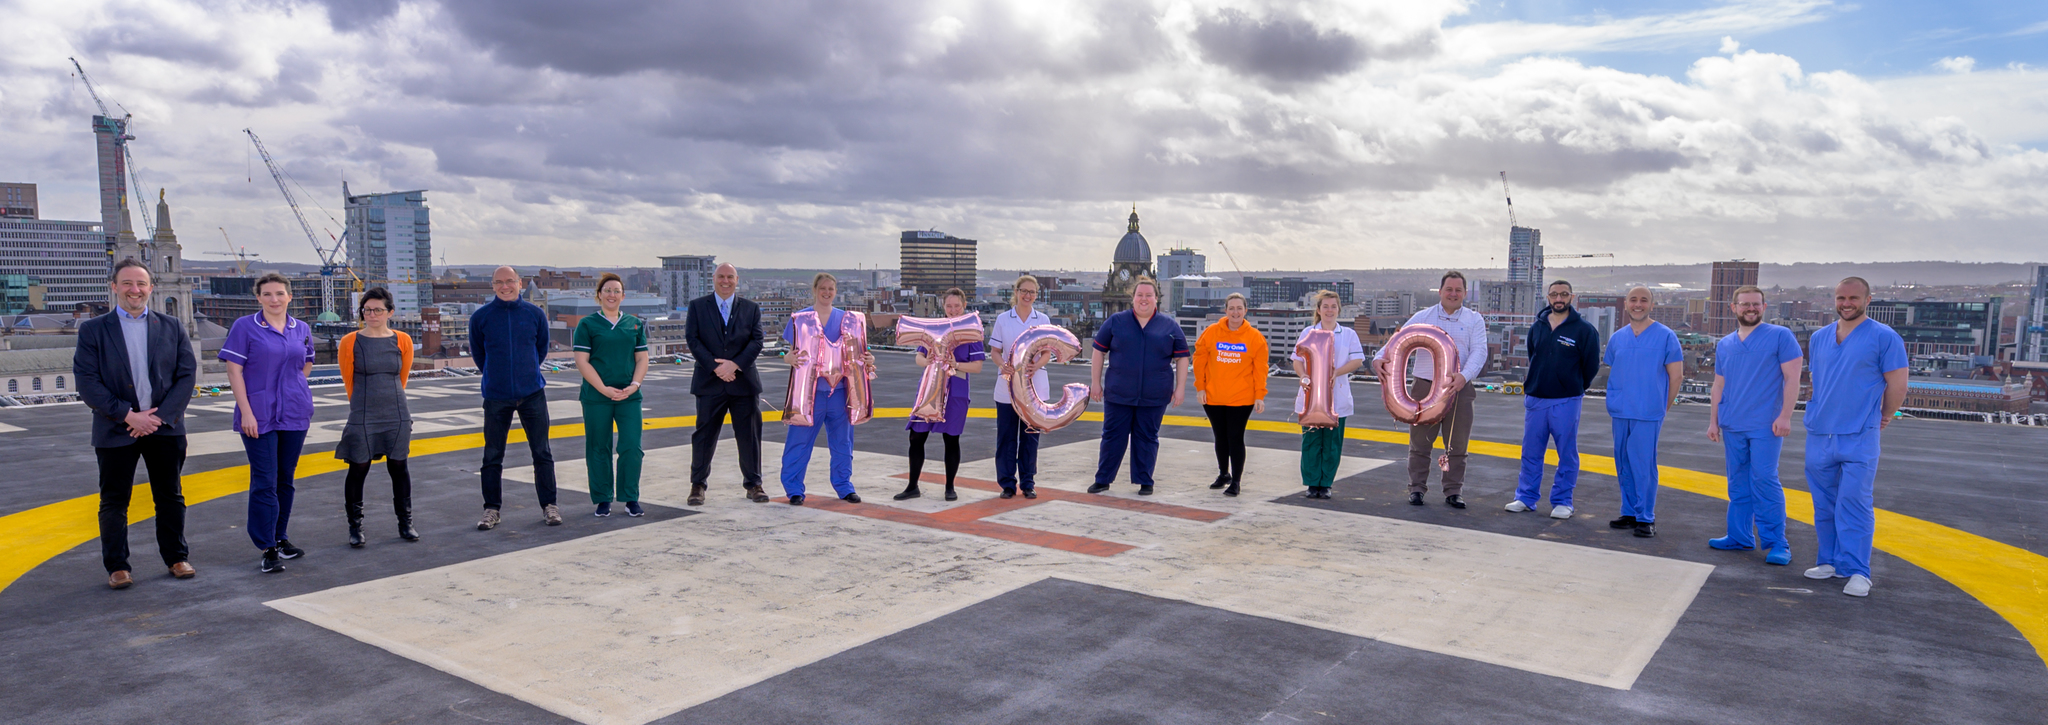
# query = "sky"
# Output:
<box><xmin>2</xmin><ymin>0</ymin><xmax>2045</xmax><ymax>274</ymax></box>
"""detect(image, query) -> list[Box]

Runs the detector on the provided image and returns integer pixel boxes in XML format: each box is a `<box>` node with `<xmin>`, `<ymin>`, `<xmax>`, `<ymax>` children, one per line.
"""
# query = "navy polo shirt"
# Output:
<box><xmin>1092</xmin><ymin>310</ymin><xmax>1190</xmax><ymax>407</ymax></box>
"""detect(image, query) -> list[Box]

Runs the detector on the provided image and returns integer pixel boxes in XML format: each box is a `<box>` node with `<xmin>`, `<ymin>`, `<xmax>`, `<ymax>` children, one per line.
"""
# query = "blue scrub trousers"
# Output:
<box><xmin>1515</xmin><ymin>397</ymin><xmax>1582</xmax><ymax>507</ymax></box>
<box><xmin>994</xmin><ymin>404</ymin><xmax>1040</xmax><ymax>491</ymax></box>
<box><xmin>1720</xmin><ymin>429</ymin><xmax>1788</xmax><ymax>550</ymax></box>
<box><xmin>1095</xmin><ymin>402</ymin><xmax>1166</xmax><ymax>487</ymax></box>
<box><xmin>244</xmin><ymin>428</ymin><xmax>308</xmax><ymax>551</ymax></box>
<box><xmin>781</xmin><ymin>385</ymin><xmax>856</xmax><ymax>498</ymax></box>
<box><xmin>1806</xmin><ymin>429</ymin><xmax>1880</xmax><ymax>578</ymax></box>
<box><xmin>1612</xmin><ymin>418</ymin><xmax>1662</xmax><ymax>522</ymax></box>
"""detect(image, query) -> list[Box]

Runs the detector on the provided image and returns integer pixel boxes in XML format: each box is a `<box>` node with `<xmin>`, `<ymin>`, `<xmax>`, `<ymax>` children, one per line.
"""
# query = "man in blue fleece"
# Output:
<box><xmin>1507</xmin><ymin>280</ymin><xmax>1602</xmax><ymax>520</ymax></box>
<box><xmin>470</xmin><ymin>266</ymin><xmax>560</xmax><ymax>530</ymax></box>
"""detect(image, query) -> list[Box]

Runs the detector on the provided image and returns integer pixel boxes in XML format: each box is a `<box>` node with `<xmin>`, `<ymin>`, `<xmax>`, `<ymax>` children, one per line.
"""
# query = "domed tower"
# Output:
<box><xmin>1101</xmin><ymin>205</ymin><xmax>1154</xmax><ymax>315</ymax></box>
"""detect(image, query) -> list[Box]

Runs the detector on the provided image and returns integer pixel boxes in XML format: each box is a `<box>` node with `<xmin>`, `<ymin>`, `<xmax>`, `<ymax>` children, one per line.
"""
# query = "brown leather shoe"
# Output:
<box><xmin>108</xmin><ymin>570</ymin><xmax>133</xmax><ymax>589</ymax></box>
<box><xmin>169</xmin><ymin>562</ymin><xmax>197</xmax><ymax>579</ymax></box>
<box><xmin>744</xmin><ymin>486</ymin><xmax>771</xmax><ymax>503</ymax></box>
<box><xmin>688</xmin><ymin>484</ymin><xmax>708</xmax><ymax>507</ymax></box>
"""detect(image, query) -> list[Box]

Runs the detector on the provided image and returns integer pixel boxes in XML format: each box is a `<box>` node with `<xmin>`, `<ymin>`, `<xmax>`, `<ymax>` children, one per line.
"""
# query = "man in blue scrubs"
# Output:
<box><xmin>1088</xmin><ymin>277</ymin><xmax>1190</xmax><ymax>496</ymax></box>
<box><xmin>1707</xmin><ymin>285</ymin><xmax>1805</xmax><ymax>565</ymax></box>
<box><xmin>1802</xmin><ymin>277</ymin><xmax>1907</xmax><ymax>598</ymax></box>
<box><xmin>1508</xmin><ymin>281</ymin><xmax>1602</xmax><ymax>519</ymax></box>
<box><xmin>1602</xmin><ymin>287</ymin><xmax>1683</xmax><ymax>538</ymax></box>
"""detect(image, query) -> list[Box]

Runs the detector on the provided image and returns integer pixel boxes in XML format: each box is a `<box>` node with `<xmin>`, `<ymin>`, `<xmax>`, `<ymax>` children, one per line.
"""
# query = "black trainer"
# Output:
<box><xmin>1445</xmin><ymin>495</ymin><xmax>1467</xmax><ymax>509</ymax></box>
<box><xmin>1137</xmin><ymin>485</ymin><xmax>1154</xmax><ymax>496</ymax></box>
<box><xmin>1223</xmin><ymin>480</ymin><xmax>1240</xmax><ymax>497</ymax></box>
<box><xmin>842</xmin><ymin>493</ymin><xmax>862</xmax><ymax>504</ymax></box>
<box><xmin>1210</xmin><ymin>474</ymin><xmax>1231</xmax><ymax>490</ymax></box>
<box><xmin>1609</xmin><ymin>515</ymin><xmax>1638</xmax><ymax>529</ymax></box>
<box><xmin>595</xmin><ymin>502</ymin><xmax>612</xmax><ymax>518</ymax></box>
<box><xmin>624</xmin><ymin>501</ymin><xmax>644</xmax><ymax>517</ymax></box>
<box><xmin>276</xmin><ymin>539</ymin><xmax>305</xmax><ymax>560</ymax></box>
<box><xmin>1634</xmin><ymin>522</ymin><xmax>1657</xmax><ymax>538</ymax></box>
<box><xmin>1087</xmin><ymin>483</ymin><xmax>1111</xmax><ymax>494</ymax></box>
<box><xmin>999</xmin><ymin>489</ymin><xmax>1017</xmax><ymax>499</ymax></box>
<box><xmin>1408</xmin><ymin>492</ymin><xmax>1426</xmax><ymax>506</ymax></box>
<box><xmin>261</xmin><ymin>548</ymin><xmax>286</xmax><ymax>573</ymax></box>
<box><xmin>788</xmin><ymin>494</ymin><xmax>806</xmax><ymax>506</ymax></box>
<box><xmin>1022</xmin><ymin>489</ymin><xmax>1038</xmax><ymax>499</ymax></box>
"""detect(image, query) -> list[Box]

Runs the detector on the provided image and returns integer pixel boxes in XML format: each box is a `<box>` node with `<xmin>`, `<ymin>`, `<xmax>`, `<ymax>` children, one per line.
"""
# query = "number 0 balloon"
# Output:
<box><xmin>1380</xmin><ymin>324</ymin><xmax>1461</xmax><ymax>426</ymax></box>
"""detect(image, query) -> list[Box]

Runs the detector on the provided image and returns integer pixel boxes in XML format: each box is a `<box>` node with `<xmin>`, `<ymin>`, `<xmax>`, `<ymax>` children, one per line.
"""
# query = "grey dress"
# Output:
<box><xmin>335</xmin><ymin>334</ymin><xmax>412</xmax><ymax>464</ymax></box>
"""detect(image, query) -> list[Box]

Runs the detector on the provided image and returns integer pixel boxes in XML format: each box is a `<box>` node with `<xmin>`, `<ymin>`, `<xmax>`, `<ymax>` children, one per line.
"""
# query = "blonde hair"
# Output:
<box><xmin>811</xmin><ymin>272</ymin><xmax>837</xmax><ymax>289</ymax></box>
<box><xmin>1311</xmin><ymin>289</ymin><xmax>1341</xmax><ymax>323</ymax></box>
<box><xmin>1013</xmin><ymin>274</ymin><xmax>1041</xmax><ymax>292</ymax></box>
<box><xmin>1224</xmin><ymin>292</ymin><xmax>1246</xmax><ymax>307</ymax></box>
<box><xmin>1732</xmin><ymin>285</ymin><xmax>1765</xmax><ymax>303</ymax></box>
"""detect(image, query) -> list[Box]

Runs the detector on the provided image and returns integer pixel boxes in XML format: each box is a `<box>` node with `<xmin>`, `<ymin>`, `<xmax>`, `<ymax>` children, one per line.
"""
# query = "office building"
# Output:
<box><xmin>1903</xmin><ymin>378</ymin><xmax>2032</xmax><ymax>414</ymax></box>
<box><xmin>1244</xmin><ymin>276</ymin><xmax>1354</xmax><ymax>307</ymax></box>
<box><xmin>1158</xmin><ymin>246</ymin><xmax>1205</xmax><ymax>280</ymax></box>
<box><xmin>344</xmin><ymin>186</ymin><xmax>433</xmax><ymax>315</ymax></box>
<box><xmin>1870</xmin><ymin>299</ymin><xmax>2003</xmax><ymax>357</ymax></box>
<box><xmin>659</xmin><ymin>254</ymin><xmax>717</xmax><ymax>312</ymax></box>
<box><xmin>1708</xmin><ymin>260</ymin><xmax>1760</xmax><ymax>335</ymax></box>
<box><xmin>93</xmin><ymin>113</ymin><xmax>137</xmax><ymax>251</ymax></box>
<box><xmin>0</xmin><ymin>182</ymin><xmax>107</xmax><ymax>310</ymax></box>
<box><xmin>2022</xmin><ymin>265</ymin><xmax>2047</xmax><ymax>363</ymax></box>
<box><xmin>1477</xmin><ymin>279</ymin><xmax>1539</xmax><ymax>319</ymax></box>
<box><xmin>900</xmin><ymin>230</ymin><xmax>977</xmax><ymax>295</ymax></box>
<box><xmin>1508</xmin><ymin>226</ymin><xmax>1543</xmax><ymax>286</ymax></box>
<box><xmin>1166</xmin><ymin>274</ymin><xmax>1245</xmax><ymax>312</ymax></box>
<box><xmin>198</xmin><ymin>276</ymin><xmax>325</xmax><ymax>323</ymax></box>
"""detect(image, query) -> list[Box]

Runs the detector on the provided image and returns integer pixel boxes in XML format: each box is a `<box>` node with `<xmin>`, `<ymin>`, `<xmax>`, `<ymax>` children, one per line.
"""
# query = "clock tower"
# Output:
<box><xmin>1101</xmin><ymin>205</ymin><xmax>1153</xmax><ymax>316</ymax></box>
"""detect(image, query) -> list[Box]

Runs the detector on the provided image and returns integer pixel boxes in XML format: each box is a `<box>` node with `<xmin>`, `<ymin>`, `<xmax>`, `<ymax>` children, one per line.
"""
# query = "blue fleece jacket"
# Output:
<box><xmin>470</xmin><ymin>296</ymin><xmax>550</xmax><ymax>400</ymax></box>
<box><xmin>1524</xmin><ymin>306</ymin><xmax>1603</xmax><ymax>400</ymax></box>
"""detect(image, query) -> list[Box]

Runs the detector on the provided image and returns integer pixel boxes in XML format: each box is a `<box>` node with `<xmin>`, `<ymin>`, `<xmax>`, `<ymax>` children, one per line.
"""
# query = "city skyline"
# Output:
<box><xmin>3</xmin><ymin>1</ymin><xmax>2046</xmax><ymax>273</ymax></box>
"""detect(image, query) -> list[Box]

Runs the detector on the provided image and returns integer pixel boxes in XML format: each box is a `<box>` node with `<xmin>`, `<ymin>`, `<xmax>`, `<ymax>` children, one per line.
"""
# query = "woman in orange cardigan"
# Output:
<box><xmin>336</xmin><ymin>288</ymin><xmax>417</xmax><ymax>546</ymax></box>
<box><xmin>1192</xmin><ymin>293</ymin><xmax>1269</xmax><ymax>496</ymax></box>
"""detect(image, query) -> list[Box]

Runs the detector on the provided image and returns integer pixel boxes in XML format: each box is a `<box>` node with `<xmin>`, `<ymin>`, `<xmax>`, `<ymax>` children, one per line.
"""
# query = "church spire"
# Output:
<box><xmin>1128</xmin><ymin>204</ymin><xmax>1140</xmax><ymax>234</ymax></box>
<box><xmin>155</xmin><ymin>188</ymin><xmax>172</xmax><ymax>233</ymax></box>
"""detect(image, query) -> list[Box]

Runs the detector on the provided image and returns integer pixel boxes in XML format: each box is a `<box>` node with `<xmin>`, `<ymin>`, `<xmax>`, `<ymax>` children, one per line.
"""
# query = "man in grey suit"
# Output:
<box><xmin>74</xmin><ymin>258</ymin><xmax>199</xmax><ymax>589</ymax></box>
<box><xmin>686</xmin><ymin>263</ymin><xmax>768</xmax><ymax>505</ymax></box>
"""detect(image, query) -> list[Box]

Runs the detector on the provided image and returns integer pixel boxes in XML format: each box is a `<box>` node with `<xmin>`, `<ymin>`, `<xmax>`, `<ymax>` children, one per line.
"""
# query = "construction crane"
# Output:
<box><xmin>243</xmin><ymin>128</ymin><xmax>352</xmax><ymax>320</ymax></box>
<box><xmin>1545</xmin><ymin>252</ymin><xmax>1614</xmax><ymax>261</ymax></box>
<box><xmin>69</xmin><ymin>57</ymin><xmax>154</xmax><ymax>239</ymax></box>
<box><xmin>1214</xmin><ymin>241</ymin><xmax>1246</xmax><ymax>276</ymax></box>
<box><xmin>1499</xmin><ymin>170</ymin><xmax>1517</xmax><ymax>227</ymax></box>
<box><xmin>206</xmin><ymin>227</ymin><xmax>264</xmax><ymax>275</ymax></box>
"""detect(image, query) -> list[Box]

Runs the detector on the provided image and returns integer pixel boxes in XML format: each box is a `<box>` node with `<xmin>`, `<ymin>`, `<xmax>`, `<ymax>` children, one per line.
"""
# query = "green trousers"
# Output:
<box><xmin>1300</xmin><ymin>417</ymin><xmax>1347</xmax><ymax>488</ymax></box>
<box><xmin>582</xmin><ymin>398</ymin><xmax>643</xmax><ymax>504</ymax></box>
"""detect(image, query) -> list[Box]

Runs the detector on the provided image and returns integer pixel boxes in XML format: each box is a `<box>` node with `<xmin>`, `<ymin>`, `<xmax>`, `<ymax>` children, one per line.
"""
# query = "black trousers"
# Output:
<box><xmin>1203</xmin><ymin>404</ymin><xmax>1253</xmax><ymax>480</ymax></box>
<box><xmin>345</xmin><ymin>459</ymin><xmax>413</xmax><ymax>521</ymax></box>
<box><xmin>481</xmin><ymin>390</ymin><xmax>557</xmax><ymax>509</ymax></box>
<box><xmin>692</xmin><ymin>391</ymin><xmax>764</xmax><ymax>487</ymax></box>
<box><xmin>96</xmin><ymin>435</ymin><xmax>188</xmax><ymax>574</ymax></box>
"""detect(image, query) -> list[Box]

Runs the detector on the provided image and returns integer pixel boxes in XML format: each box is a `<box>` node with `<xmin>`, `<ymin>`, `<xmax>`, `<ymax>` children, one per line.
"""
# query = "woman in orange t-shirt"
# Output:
<box><xmin>1192</xmin><ymin>294</ymin><xmax>1269</xmax><ymax>496</ymax></box>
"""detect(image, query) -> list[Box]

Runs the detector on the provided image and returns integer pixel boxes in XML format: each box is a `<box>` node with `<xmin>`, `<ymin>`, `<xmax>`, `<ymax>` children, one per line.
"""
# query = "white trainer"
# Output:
<box><xmin>1843</xmin><ymin>574</ymin><xmax>1871</xmax><ymax>597</ymax></box>
<box><xmin>1549</xmin><ymin>505</ymin><xmax>1574</xmax><ymax>519</ymax></box>
<box><xmin>1804</xmin><ymin>564</ymin><xmax>1841</xmax><ymax>579</ymax></box>
<box><xmin>1505</xmin><ymin>500</ymin><xmax>1532</xmax><ymax>512</ymax></box>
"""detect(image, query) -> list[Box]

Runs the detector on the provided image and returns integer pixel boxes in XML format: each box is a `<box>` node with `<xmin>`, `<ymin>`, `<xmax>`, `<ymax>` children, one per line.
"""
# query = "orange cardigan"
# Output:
<box><xmin>338</xmin><ymin>330</ymin><xmax>414</xmax><ymax>398</ymax></box>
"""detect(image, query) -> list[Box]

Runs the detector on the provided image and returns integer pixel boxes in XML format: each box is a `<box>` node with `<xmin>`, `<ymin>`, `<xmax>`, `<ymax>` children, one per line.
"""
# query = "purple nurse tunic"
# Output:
<box><xmin>218</xmin><ymin>313</ymin><xmax>316</xmax><ymax>435</ymax></box>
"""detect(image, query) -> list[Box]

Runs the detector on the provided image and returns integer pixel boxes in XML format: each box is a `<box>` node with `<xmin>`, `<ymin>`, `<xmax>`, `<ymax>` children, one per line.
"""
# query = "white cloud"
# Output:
<box><xmin>1720</xmin><ymin>36</ymin><xmax>1741</xmax><ymax>54</ymax></box>
<box><xmin>1935</xmin><ymin>56</ymin><xmax>1976</xmax><ymax>74</ymax></box>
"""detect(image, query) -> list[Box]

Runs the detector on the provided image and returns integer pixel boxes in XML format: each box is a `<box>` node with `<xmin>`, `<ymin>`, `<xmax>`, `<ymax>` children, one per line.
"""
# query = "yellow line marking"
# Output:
<box><xmin>3</xmin><ymin>409</ymin><xmax>2042</xmax><ymax>669</ymax></box>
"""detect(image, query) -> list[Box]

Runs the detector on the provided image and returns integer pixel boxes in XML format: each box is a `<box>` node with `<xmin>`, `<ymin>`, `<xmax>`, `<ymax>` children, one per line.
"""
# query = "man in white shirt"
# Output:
<box><xmin>1373</xmin><ymin>271</ymin><xmax>1490</xmax><ymax>509</ymax></box>
<box><xmin>990</xmin><ymin>275</ymin><xmax>1053</xmax><ymax>499</ymax></box>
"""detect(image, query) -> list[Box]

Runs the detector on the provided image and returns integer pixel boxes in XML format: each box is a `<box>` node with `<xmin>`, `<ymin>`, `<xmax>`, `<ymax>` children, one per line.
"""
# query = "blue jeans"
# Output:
<box><xmin>1612</xmin><ymin>418</ymin><xmax>1663</xmax><ymax>522</ymax></box>
<box><xmin>1095</xmin><ymin>403</ymin><xmax>1166</xmax><ymax>486</ymax></box>
<box><xmin>994</xmin><ymin>404</ymin><xmax>1040</xmax><ymax>491</ymax></box>
<box><xmin>244</xmin><ymin>428</ymin><xmax>308</xmax><ymax>551</ymax></box>
<box><xmin>1806</xmin><ymin>429</ymin><xmax>1881</xmax><ymax>578</ymax></box>
<box><xmin>1514</xmin><ymin>396</ymin><xmax>1582</xmax><ymax>507</ymax></box>
<box><xmin>1720</xmin><ymin>428</ymin><xmax>1788</xmax><ymax>550</ymax></box>
<box><xmin>782</xmin><ymin>385</ymin><xmax>856</xmax><ymax>498</ymax></box>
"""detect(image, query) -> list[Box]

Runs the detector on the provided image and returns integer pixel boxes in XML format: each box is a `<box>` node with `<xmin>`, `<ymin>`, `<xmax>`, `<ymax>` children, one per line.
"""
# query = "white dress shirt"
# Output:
<box><xmin>1374</xmin><ymin>304</ymin><xmax>1488</xmax><ymax>382</ymax></box>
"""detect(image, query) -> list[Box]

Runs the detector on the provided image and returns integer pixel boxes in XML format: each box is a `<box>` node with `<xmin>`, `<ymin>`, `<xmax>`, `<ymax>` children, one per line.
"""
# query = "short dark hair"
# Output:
<box><xmin>1439</xmin><ymin>270</ymin><xmax>1466</xmax><ymax>289</ymax></box>
<box><xmin>110</xmin><ymin>257</ymin><xmax>150</xmax><ymax>283</ymax></box>
<box><xmin>1732</xmin><ymin>285</ymin><xmax>1765</xmax><ymax>304</ymax></box>
<box><xmin>597</xmin><ymin>272</ymin><xmax>624</xmax><ymax>292</ymax></box>
<box><xmin>942</xmin><ymin>287</ymin><xmax>967</xmax><ymax>302</ymax></box>
<box><xmin>1838</xmin><ymin>276</ymin><xmax>1871</xmax><ymax>295</ymax></box>
<box><xmin>1548</xmin><ymin>279</ymin><xmax>1573</xmax><ymax>292</ymax></box>
<box><xmin>358</xmin><ymin>287</ymin><xmax>394</xmax><ymax>315</ymax></box>
<box><xmin>256</xmin><ymin>272</ymin><xmax>292</xmax><ymax>295</ymax></box>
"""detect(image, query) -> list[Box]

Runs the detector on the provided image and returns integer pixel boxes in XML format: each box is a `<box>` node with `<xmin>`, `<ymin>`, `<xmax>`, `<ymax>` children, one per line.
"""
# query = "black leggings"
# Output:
<box><xmin>344</xmin><ymin>459</ymin><xmax>413</xmax><ymax>519</ymax></box>
<box><xmin>907</xmin><ymin>431</ymin><xmax>961</xmax><ymax>488</ymax></box>
<box><xmin>1204</xmin><ymin>404</ymin><xmax>1253</xmax><ymax>480</ymax></box>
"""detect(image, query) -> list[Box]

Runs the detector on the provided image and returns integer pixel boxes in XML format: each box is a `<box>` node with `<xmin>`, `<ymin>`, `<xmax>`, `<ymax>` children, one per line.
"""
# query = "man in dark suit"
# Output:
<box><xmin>685</xmin><ymin>263</ymin><xmax>768</xmax><ymax>505</ymax></box>
<box><xmin>74</xmin><ymin>258</ymin><xmax>199</xmax><ymax>589</ymax></box>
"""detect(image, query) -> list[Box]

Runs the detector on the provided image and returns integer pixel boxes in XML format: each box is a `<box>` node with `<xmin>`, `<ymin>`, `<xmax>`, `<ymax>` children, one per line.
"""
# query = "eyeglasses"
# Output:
<box><xmin>362</xmin><ymin>307</ymin><xmax>391</xmax><ymax>315</ymax></box>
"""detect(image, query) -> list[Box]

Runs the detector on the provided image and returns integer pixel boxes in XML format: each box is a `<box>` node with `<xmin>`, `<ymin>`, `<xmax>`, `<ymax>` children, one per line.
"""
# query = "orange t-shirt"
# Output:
<box><xmin>1192</xmin><ymin>319</ymin><xmax>1269</xmax><ymax>407</ymax></box>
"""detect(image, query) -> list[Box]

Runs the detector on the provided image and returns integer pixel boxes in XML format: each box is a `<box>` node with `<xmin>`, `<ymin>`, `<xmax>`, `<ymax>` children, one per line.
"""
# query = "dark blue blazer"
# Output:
<box><xmin>684</xmin><ymin>294</ymin><xmax>763</xmax><ymax>397</ymax></box>
<box><xmin>73</xmin><ymin>310</ymin><xmax>198</xmax><ymax>448</ymax></box>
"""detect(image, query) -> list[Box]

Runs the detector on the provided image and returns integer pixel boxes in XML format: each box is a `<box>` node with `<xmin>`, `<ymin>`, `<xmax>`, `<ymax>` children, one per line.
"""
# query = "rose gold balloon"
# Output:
<box><xmin>838</xmin><ymin>310</ymin><xmax>875</xmax><ymax>425</ymax></box>
<box><xmin>1380</xmin><ymin>324</ymin><xmax>1461</xmax><ymax>426</ymax></box>
<box><xmin>894</xmin><ymin>313</ymin><xmax>984</xmax><ymax>423</ymax></box>
<box><xmin>1008</xmin><ymin>324</ymin><xmax>1091</xmax><ymax>432</ymax></box>
<box><xmin>1295</xmin><ymin>327</ymin><xmax>1341</xmax><ymax>429</ymax></box>
<box><xmin>781</xmin><ymin>310</ymin><xmax>841</xmax><ymax>427</ymax></box>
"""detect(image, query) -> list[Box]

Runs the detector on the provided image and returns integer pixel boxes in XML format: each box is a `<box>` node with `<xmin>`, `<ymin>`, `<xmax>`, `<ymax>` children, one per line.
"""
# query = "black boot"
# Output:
<box><xmin>347</xmin><ymin>501</ymin><xmax>366</xmax><ymax>548</ymax></box>
<box><xmin>1210</xmin><ymin>473</ymin><xmax>1232</xmax><ymax>490</ymax></box>
<box><xmin>393</xmin><ymin>464</ymin><xmax>419</xmax><ymax>541</ymax></box>
<box><xmin>893</xmin><ymin>483</ymin><xmax>922</xmax><ymax>501</ymax></box>
<box><xmin>944</xmin><ymin>484</ymin><xmax>958</xmax><ymax>501</ymax></box>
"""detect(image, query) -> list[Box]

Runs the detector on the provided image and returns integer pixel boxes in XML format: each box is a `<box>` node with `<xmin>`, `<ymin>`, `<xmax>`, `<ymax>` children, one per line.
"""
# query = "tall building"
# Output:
<box><xmin>1508</xmin><ymin>226</ymin><xmax>1543</xmax><ymax>284</ymax></box>
<box><xmin>659</xmin><ymin>254</ymin><xmax>717</xmax><ymax>312</ymax></box>
<box><xmin>1102</xmin><ymin>208</ymin><xmax>1153</xmax><ymax>315</ymax></box>
<box><xmin>2022</xmin><ymin>265</ymin><xmax>2048</xmax><ymax>362</ymax></box>
<box><xmin>344</xmin><ymin>185</ymin><xmax>433</xmax><ymax>315</ymax></box>
<box><xmin>92</xmin><ymin>114</ymin><xmax>137</xmax><ymax>253</ymax></box>
<box><xmin>1158</xmin><ymin>246</ymin><xmax>1205</xmax><ymax>279</ymax></box>
<box><xmin>1708</xmin><ymin>260</ymin><xmax>1760</xmax><ymax>335</ymax></box>
<box><xmin>1476</xmin><ymin>279</ymin><xmax>1539</xmax><ymax>318</ymax></box>
<box><xmin>1244</xmin><ymin>276</ymin><xmax>1354</xmax><ymax>307</ymax></box>
<box><xmin>1869</xmin><ymin>299</ymin><xmax>2003</xmax><ymax>357</ymax></box>
<box><xmin>899</xmin><ymin>230</ymin><xmax>977</xmax><ymax>295</ymax></box>
<box><xmin>0</xmin><ymin>182</ymin><xmax>105</xmax><ymax>310</ymax></box>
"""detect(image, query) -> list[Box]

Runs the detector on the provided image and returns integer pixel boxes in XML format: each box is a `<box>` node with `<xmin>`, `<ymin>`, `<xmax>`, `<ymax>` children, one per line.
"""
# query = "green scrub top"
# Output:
<box><xmin>573</xmin><ymin>311</ymin><xmax>649</xmax><ymax>403</ymax></box>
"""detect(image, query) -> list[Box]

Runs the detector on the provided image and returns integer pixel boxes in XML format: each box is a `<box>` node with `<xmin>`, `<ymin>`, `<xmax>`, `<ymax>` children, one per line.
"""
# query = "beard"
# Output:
<box><xmin>1550</xmin><ymin>302</ymin><xmax>1569</xmax><ymax>313</ymax></box>
<box><xmin>1739</xmin><ymin>311</ymin><xmax>1762</xmax><ymax>326</ymax></box>
<box><xmin>1838</xmin><ymin>305</ymin><xmax>1864</xmax><ymax>322</ymax></box>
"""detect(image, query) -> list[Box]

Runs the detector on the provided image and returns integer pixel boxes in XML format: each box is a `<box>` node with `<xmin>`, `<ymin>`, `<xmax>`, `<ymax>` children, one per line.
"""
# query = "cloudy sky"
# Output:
<box><xmin>4</xmin><ymin>0</ymin><xmax>2045</xmax><ymax>274</ymax></box>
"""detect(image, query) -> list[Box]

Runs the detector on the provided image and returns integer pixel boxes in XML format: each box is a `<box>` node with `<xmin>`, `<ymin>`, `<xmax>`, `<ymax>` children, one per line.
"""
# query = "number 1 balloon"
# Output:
<box><xmin>1380</xmin><ymin>324</ymin><xmax>1461</xmax><ymax>426</ymax></box>
<box><xmin>1294</xmin><ymin>327</ymin><xmax>1341</xmax><ymax>429</ymax></box>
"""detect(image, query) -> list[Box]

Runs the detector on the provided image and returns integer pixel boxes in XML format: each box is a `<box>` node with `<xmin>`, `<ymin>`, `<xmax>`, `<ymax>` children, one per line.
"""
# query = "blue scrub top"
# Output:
<box><xmin>783</xmin><ymin>307</ymin><xmax>847</xmax><ymax>393</ymax></box>
<box><xmin>1092</xmin><ymin>309</ymin><xmax>1191</xmax><ymax>407</ymax></box>
<box><xmin>1714</xmin><ymin>323</ymin><xmax>1804</xmax><ymax>433</ymax></box>
<box><xmin>1806</xmin><ymin>319</ymin><xmax>1907</xmax><ymax>435</ymax></box>
<box><xmin>1602</xmin><ymin>321</ymin><xmax>1683</xmax><ymax>421</ymax></box>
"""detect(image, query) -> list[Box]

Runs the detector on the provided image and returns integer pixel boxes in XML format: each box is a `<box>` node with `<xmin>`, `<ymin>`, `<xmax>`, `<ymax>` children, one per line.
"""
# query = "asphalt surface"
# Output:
<box><xmin>2</xmin><ymin>350</ymin><xmax>2043</xmax><ymax>724</ymax></box>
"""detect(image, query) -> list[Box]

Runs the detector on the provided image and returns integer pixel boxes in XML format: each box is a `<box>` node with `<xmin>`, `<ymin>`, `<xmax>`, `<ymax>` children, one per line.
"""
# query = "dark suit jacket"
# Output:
<box><xmin>684</xmin><ymin>294</ymin><xmax>764</xmax><ymax>396</ymax></box>
<box><xmin>74</xmin><ymin>309</ymin><xmax>198</xmax><ymax>448</ymax></box>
